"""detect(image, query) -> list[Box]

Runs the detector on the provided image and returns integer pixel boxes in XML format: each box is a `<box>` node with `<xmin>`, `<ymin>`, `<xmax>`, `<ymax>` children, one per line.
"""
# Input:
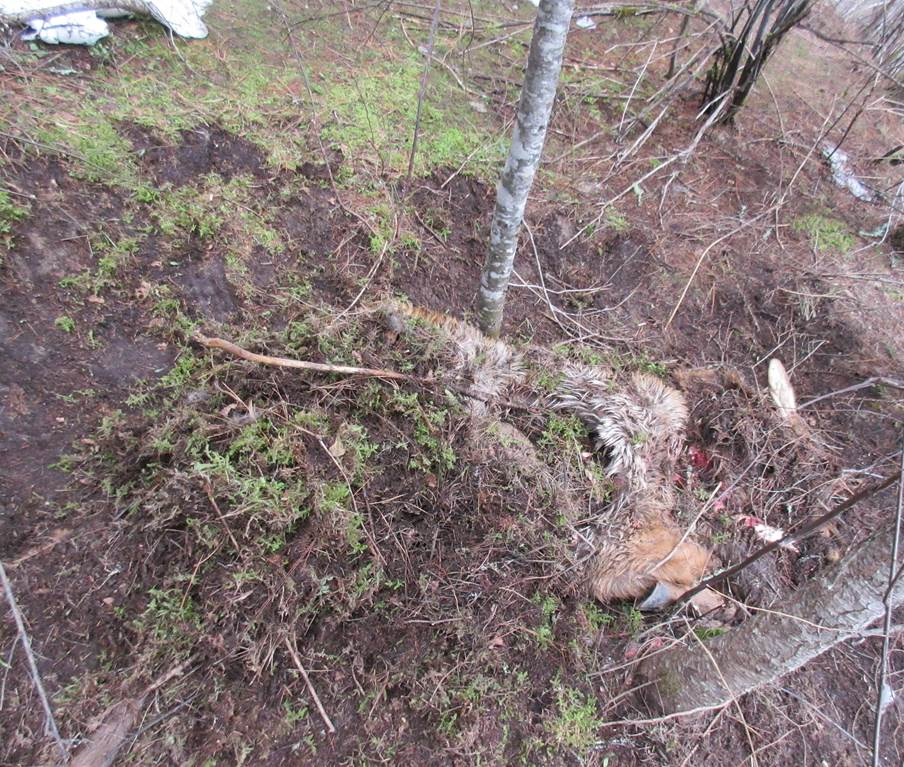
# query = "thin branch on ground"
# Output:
<box><xmin>283</xmin><ymin>636</ymin><xmax>336</xmax><ymax>734</ymax></box>
<box><xmin>799</xmin><ymin>376</ymin><xmax>904</xmax><ymax>411</ymax></box>
<box><xmin>195</xmin><ymin>333</ymin><xmax>410</xmax><ymax>380</ymax></box>
<box><xmin>562</xmin><ymin>94</ymin><xmax>730</xmax><ymax>251</ymax></box>
<box><xmin>687</xmin><ymin>617</ymin><xmax>760</xmax><ymax>766</ymax></box>
<box><xmin>870</xmin><ymin>434</ymin><xmax>904</xmax><ymax>767</ymax></box>
<box><xmin>617</xmin><ymin>39</ymin><xmax>658</xmax><ymax>141</ymax></box>
<box><xmin>581</xmin><ymin>1</ymin><xmax>726</xmax><ymax>26</ymax></box>
<box><xmin>0</xmin><ymin>558</ymin><xmax>67</xmax><ymax>763</ymax></box>
<box><xmin>647</xmin><ymin>482</ymin><xmax>722</xmax><ymax>574</ymax></box>
<box><xmin>664</xmin><ymin>210</ymin><xmax>771</xmax><ymax>328</ymax></box>
<box><xmin>677</xmin><ymin>470</ymin><xmax>902</xmax><ymax>605</ymax></box>
<box><xmin>780</xmin><ymin>686</ymin><xmax>870</xmax><ymax>751</ymax></box>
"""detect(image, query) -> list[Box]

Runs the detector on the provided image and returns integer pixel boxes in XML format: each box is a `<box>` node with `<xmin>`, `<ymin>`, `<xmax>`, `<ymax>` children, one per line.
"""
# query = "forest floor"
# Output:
<box><xmin>1</xmin><ymin>2</ymin><xmax>903</xmax><ymax>765</ymax></box>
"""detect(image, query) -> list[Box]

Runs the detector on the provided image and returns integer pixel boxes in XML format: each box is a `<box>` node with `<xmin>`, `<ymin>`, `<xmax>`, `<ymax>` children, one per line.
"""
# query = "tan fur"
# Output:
<box><xmin>387</xmin><ymin>302</ymin><xmax>524</xmax><ymax>412</ymax></box>
<box><xmin>383</xmin><ymin>301</ymin><xmax>716</xmax><ymax>608</ymax></box>
<box><xmin>587</xmin><ymin>525</ymin><xmax>710</xmax><ymax>603</ymax></box>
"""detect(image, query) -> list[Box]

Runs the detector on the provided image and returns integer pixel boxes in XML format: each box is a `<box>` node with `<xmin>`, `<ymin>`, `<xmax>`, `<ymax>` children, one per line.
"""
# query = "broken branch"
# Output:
<box><xmin>195</xmin><ymin>333</ymin><xmax>409</xmax><ymax>380</ymax></box>
<box><xmin>283</xmin><ymin>636</ymin><xmax>336</xmax><ymax>734</ymax></box>
<box><xmin>677</xmin><ymin>470</ymin><xmax>901</xmax><ymax>605</ymax></box>
<box><xmin>0</xmin><ymin>558</ymin><xmax>67</xmax><ymax>763</ymax></box>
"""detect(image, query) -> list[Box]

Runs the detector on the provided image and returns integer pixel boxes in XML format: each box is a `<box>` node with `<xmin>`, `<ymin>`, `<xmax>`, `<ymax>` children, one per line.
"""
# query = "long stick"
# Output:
<box><xmin>195</xmin><ymin>334</ymin><xmax>409</xmax><ymax>380</ymax></box>
<box><xmin>0</xmin><ymin>559</ymin><xmax>67</xmax><ymax>762</ymax></box>
<box><xmin>404</xmin><ymin>0</ymin><xmax>443</xmax><ymax>191</ymax></box>
<box><xmin>677</xmin><ymin>471</ymin><xmax>900</xmax><ymax>605</ymax></box>
<box><xmin>871</xmin><ymin>435</ymin><xmax>904</xmax><ymax>767</ymax></box>
<box><xmin>798</xmin><ymin>376</ymin><xmax>904</xmax><ymax>411</ymax></box>
<box><xmin>283</xmin><ymin>637</ymin><xmax>336</xmax><ymax>734</ymax></box>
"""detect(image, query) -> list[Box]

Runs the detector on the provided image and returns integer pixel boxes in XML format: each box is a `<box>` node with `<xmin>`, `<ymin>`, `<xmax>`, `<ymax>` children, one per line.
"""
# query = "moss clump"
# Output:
<box><xmin>793</xmin><ymin>213</ymin><xmax>857</xmax><ymax>254</ymax></box>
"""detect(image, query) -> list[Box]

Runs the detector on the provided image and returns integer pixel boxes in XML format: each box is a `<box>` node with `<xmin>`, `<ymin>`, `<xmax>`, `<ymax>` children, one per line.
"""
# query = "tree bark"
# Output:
<box><xmin>639</xmin><ymin>518</ymin><xmax>904</xmax><ymax>714</ymax></box>
<box><xmin>701</xmin><ymin>0</ymin><xmax>811</xmax><ymax>124</ymax></box>
<box><xmin>476</xmin><ymin>0</ymin><xmax>574</xmax><ymax>337</ymax></box>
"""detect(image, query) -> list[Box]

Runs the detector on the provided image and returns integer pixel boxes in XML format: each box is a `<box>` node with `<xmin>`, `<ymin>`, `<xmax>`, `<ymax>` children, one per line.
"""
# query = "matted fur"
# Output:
<box><xmin>551</xmin><ymin>366</ymin><xmax>712</xmax><ymax>605</ymax></box>
<box><xmin>386</xmin><ymin>302</ymin><xmax>525</xmax><ymax>412</ymax></box>
<box><xmin>553</xmin><ymin>366</ymin><xmax>688</xmax><ymax>492</ymax></box>
<box><xmin>384</xmin><ymin>302</ymin><xmax>714</xmax><ymax>608</ymax></box>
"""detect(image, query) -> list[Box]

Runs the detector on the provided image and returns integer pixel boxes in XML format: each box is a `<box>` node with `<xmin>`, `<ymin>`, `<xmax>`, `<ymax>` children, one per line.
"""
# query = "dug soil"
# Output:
<box><xmin>2</xmin><ymin>5</ymin><xmax>904</xmax><ymax>767</ymax></box>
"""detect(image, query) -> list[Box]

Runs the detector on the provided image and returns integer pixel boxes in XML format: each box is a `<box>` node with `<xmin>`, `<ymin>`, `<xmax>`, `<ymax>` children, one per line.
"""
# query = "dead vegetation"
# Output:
<box><xmin>1</xmin><ymin>1</ymin><xmax>903</xmax><ymax>765</ymax></box>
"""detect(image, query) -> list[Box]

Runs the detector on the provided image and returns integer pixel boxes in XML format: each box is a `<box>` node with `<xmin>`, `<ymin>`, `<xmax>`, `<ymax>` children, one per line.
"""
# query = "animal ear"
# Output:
<box><xmin>637</xmin><ymin>580</ymin><xmax>684</xmax><ymax>611</ymax></box>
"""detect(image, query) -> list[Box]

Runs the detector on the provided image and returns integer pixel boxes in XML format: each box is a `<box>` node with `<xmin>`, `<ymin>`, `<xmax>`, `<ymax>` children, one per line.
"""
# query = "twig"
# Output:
<box><xmin>871</xmin><ymin>434</ymin><xmax>904</xmax><ymax>767</ymax></box>
<box><xmin>300</xmin><ymin>425</ymin><xmax>385</xmax><ymax>567</ymax></box>
<box><xmin>665</xmin><ymin>211</ymin><xmax>770</xmax><ymax>328</ymax></box>
<box><xmin>617</xmin><ymin>39</ymin><xmax>657</xmax><ymax>140</ymax></box>
<box><xmin>331</xmin><ymin>212</ymin><xmax>397</xmax><ymax>325</ymax></box>
<box><xmin>678</xmin><ymin>471</ymin><xmax>901</xmax><ymax>605</ymax></box>
<box><xmin>404</xmin><ymin>0</ymin><xmax>443</xmax><ymax>192</ymax></box>
<box><xmin>195</xmin><ymin>334</ymin><xmax>409</xmax><ymax>380</ymax></box>
<box><xmin>0</xmin><ymin>559</ymin><xmax>67</xmax><ymax>762</ymax></box>
<box><xmin>799</xmin><ymin>376</ymin><xmax>904</xmax><ymax>411</ymax></box>
<box><xmin>647</xmin><ymin>481</ymin><xmax>722</xmax><ymax>574</ymax></box>
<box><xmin>203</xmin><ymin>482</ymin><xmax>241</xmax><ymax>552</ymax></box>
<box><xmin>688</xmin><ymin>618</ymin><xmax>759</xmax><ymax>766</ymax></box>
<box><xmin>283</xmin><ymin>636</ymin><xmax>336</xmax><ymax>734</ymax></box>
<box><xmin>780</xmin><ymin>687</ymin><xmax>869</xmax><ymax>751</ymax></box>
<box><xmin>196</xmin><ymin>331</ymin><xmax>535</xmax><ymax>412</ymax></box>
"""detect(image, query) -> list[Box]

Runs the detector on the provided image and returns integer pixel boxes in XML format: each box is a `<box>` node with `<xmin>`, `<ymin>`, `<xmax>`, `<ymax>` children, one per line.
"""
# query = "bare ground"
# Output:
<box><xmin>1</xmin><ymin>2</ymin><xmax>903</xmax><ymax>766</ymax></box>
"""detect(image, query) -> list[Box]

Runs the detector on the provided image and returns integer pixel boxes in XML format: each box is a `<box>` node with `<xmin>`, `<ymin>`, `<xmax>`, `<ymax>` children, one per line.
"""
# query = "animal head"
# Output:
<box><xmin>588</xmin><ymin>525</ymin><xmax>722</xmax><ymax>613</ymax></box>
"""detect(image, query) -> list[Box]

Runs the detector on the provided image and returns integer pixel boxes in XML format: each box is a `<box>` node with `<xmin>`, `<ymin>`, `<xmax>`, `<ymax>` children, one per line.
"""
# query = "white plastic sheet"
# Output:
<box><xmin>0</xmin><ymin>0</ymin><xmax>211</xmax><ymax>44</ymax></box>
<box><xmin>822</xmin><ymin>143</ymin><xmax>875</xmax><ymax>203</ymax></box>
<box><xmin>20</xmin><ymin>9</ymin><xmax>109</xmax><ymax>44</ymax></box>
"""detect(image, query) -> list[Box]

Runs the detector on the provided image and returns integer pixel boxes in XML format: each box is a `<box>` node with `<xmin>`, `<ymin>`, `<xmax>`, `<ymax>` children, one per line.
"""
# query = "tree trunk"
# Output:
<box><xmin>476</xmin><ymin>0</ymin><xmax>574</xmax><ymax>337</ymax></box>
<box><xmin>701</xmin><ymin>0</ymin><xmax>810</xmax><ymax>124</ymax></box>
<box><xmin>640</xmin><ymin>519</ymin><xmax>904</xmax><ymax>714</ymax></box>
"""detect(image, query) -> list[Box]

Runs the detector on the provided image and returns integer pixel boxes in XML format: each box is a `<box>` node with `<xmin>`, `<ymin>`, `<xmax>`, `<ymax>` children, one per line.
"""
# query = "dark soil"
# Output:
<box><xmin>2</xmin><ymin>11</ymin><xmax>904</xmax><ymax>767</ymax></box>
<box><xmin>124</xmin><ymin>123</ymin><xmax>269</xmax><ymax>187</ymax></box>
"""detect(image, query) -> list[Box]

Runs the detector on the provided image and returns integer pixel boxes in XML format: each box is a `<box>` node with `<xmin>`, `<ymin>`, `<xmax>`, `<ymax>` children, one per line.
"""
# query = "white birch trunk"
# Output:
<box><xmin>476</xmin><ymin>0</ymin><xmax>574</xmax><ymax>337</ymax></box>
<box><xmin>639</xmin><ymin>519</ymin><xmax>904</xmax><ymax>714</ymax></box>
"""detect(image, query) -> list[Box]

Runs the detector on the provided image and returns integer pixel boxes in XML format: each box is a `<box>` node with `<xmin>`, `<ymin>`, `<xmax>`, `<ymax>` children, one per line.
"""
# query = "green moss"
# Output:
<box><xmin>150</xmin><ymin>174</ymin><xmax>282</xmax><ymax>281</ymax></box>
<box><xmin>39</xmin><ymin>108</ymin><xmax>138</xmax><ymax>187</ymax></box>
<box><xmin>0</xmin><ymin>189</ymin><xmax>28</xmax><ymax>247</ymax></box>
<box><xmin>793</xmin><ymin>212</ymin><xmax>857</xmax><ymax>253</ymax></box>
<box><xmin>134</xmin><ymin>587</ymin><xmax>201</xmax><ymax>648</ymax></box>
<box><xmin>605</xmin><ymin>208</ymin><xmax>630</xmax><ymax>233</ymax></box>
<box><xmin>546</xmin><ymin>682</ymin><xmax>602</xmax><ymax>751</ymax></box>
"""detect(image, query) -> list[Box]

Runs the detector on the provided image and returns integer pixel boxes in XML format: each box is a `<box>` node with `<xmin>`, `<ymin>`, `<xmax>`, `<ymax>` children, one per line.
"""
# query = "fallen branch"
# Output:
<box><xmin>70</xmin><ymin>662</ymin><xmax>189</xmax><ymax>767</ymax></box>
<box><xmin>581</xmin><ymin>1</ymin><xmax>724</xmax><ymax>25</ymax></box>
<box><xmin>871</xmin><ymin>436</ymin><xmax>904</xmax><ymax>767</ymax></box>
<box><xmin>194</xmin><ymin>331</ymin><xmax>539</xmax><ymax>413</ymax></box>
<box><xmin>194</xmin><ymin>333</ymin><xmax>409</xmax><ymax>380</ymax></box>
<box><xmin>677</xmin><ymin>470</ymin><xmax>901</xmax><ymax>605</ymax></box>
<box><xmin>283</xmin><ymin>636</ymin><xmax>336</xmax><ymax>734</ymax></box>
<box><xmin>799</xmin><ymin>376</ymin><xmax>904</xmax><ymax>410</ymax></box>
<box><xmin>0</xmin><ymin>558</ymin><xmax>67</xmax><ymax>763</ymax></box>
